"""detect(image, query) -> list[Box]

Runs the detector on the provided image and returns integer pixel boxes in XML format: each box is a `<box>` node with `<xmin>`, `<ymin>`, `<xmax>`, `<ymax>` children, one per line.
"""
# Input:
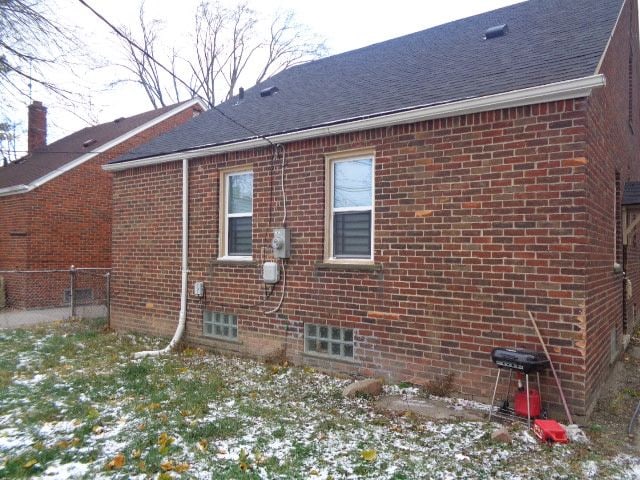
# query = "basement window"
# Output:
<box><xmin>305</xmin><ymin>324</ymin><xmax>354</xmax><ymax>359</ymax></box>
<box><xmin>325</xmin><ymin>151</ymin><xmax>375</xmax><ymax>262</ymax></box>
<box><xmin>203</xmin><ymin>311</ymin><xmax>238</xmax><ymax>340</ymax></box>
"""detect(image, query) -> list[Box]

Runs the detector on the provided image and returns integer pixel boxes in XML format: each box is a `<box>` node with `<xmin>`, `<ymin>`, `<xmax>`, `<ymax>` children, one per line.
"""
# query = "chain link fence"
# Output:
<box><xmin>0</xmin><ymin>267</ymin><xmax>110</xmax><ymax>324</ymax></box>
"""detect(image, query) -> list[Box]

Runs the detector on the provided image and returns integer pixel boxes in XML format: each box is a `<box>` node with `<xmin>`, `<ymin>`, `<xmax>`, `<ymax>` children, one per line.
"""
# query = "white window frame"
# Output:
<box><xmin>325</xmin><ymin>150</ymin><xmax>375</xmax><ymax>263</ymax></box>
<box><xmin>219</xmin><ymin>168</ymin><xmax>253</xmax><ymax>260</ymax></box>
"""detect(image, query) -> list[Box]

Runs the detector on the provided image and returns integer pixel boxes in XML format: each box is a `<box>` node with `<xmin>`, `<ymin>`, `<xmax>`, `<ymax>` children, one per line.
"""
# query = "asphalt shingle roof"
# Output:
<box><xmin>623</xmin><ymin>182</ymin><xmax>640</xmax><ymax>206</ymax></box>
<box><xmin>0</xmin><ymin>102</ymin><xmax>187</xmax><ymax>190</ymax></box>
<box><xmin>115</xmin><ymin>0</ymin><xmax>623</xmax><ymax>164</ymax></box>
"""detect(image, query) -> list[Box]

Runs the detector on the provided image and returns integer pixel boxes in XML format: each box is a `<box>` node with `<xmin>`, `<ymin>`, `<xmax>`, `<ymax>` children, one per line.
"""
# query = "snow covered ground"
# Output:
<box><xmin>0</xmin><ymin>320</ymin><xmax>638</xmax><ymax>479</ymax></box>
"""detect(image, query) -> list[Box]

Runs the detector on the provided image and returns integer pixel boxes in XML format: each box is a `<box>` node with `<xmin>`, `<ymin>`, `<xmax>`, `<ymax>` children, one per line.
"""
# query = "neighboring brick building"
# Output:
<box><xmin>0</xmin><ymin>99</ymin><xmax>204</xmax><ymax>308</ymax></box>
<box><xmin>105</xmin><ymin>0</ymin><xmax>639</xmax><ymax>417</ymax></box>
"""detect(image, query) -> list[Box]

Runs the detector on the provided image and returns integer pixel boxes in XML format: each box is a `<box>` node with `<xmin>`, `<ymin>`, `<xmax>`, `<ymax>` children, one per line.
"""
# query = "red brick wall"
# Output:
<box><xmin>0</xmin><ymin>105</ymin><xmax>198</xmax><ymax>308</ymax></box>
<box><xmin>28</xmin><ymin>101</ymin><xmax>47</xmax><ymax>154</ymax></box>
<box><xmin>112</xmin><ymin>98</ymin><xmax>597</xmax><ymax>414</ymax></box>
<box><xmin>583</xmin><ymin>0</ymin><xmax>640</xmax><ymax>413</ymax></box>
<box><xmin>0</xmin><ymin>194</ymin><xmax>29</xmax><ymax>306</ymax></box>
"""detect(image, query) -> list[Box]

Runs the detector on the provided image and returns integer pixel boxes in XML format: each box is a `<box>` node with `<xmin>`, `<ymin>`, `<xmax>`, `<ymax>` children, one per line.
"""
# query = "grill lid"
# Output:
<box><xmin>491</xmin><ymin>348</ymin><xmax>550</xmax><ymax>373</ymax></box>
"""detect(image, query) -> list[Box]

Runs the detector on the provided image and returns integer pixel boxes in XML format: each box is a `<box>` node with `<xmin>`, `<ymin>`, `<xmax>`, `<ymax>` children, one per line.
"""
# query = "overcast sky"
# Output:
<box><xmin>16</xmin><ymin>0</ymin><xmax>524</xmax><ymax>150</ymax></box>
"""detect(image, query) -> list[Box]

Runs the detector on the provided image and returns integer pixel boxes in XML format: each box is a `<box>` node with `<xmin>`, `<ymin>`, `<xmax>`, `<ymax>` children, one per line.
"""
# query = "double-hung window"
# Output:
<box><xmin>222</xmin><ymin>170</ymin><xmax>253</xmax><ymax>258</ymax></box>
<box><xmin>327</xmin><ymin>153</ymin><xmax>374</xmax><ymax>261</ymax></box>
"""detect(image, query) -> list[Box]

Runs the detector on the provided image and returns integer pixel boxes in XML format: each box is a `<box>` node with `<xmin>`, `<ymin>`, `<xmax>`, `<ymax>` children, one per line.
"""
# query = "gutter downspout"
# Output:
<box><xmin>134</xmin><ymin>158</ymin><xmax>189</xmax><ymax>358</ymax></box>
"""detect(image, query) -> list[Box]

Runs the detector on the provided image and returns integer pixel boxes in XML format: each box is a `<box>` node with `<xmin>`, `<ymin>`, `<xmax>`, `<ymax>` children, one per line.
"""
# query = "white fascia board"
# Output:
<box><xmin>103</xmin><ymin>75</ymin><xmax>606</xmax><ymax>173</ymax></box>
<box><xmin>0</xmin><ymin>99</ymin><xmax>206</xmax><ymax>197</ymax></box>
<box><xmin>0</xmin><ymin>184</ymin><xmax>29</xmax><ymax>196</ymax></box>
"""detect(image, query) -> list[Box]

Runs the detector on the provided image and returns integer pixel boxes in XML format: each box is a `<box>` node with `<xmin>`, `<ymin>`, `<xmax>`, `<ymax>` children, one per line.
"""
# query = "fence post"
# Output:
<box><xmin>0</xmin><ymin>276</ymin><xmax>5</xmax><ymax>310</ymax></box>
<box><xmin>69</xmin><ymin>265</ymin><xmax>76</xmax><ymax>319</ymax></box>
<box><xmin>105</xmin><ymin>272</ymin><xmax>111</xmax><ymax>328</ymax></box>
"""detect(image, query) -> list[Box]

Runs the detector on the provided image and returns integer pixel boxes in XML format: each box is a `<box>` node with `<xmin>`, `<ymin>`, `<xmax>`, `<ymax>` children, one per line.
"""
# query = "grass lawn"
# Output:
<box><xmin>0</xmin><ymin>319</ymin><xmax>638</xmax><ymax>479</ymax></box>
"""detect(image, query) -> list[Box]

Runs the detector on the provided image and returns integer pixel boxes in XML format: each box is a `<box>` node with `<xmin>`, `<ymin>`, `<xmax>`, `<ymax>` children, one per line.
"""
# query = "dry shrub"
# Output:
<box><xmin>423</xmin><ymin>373</ymin><xmax>456</xmax><ymax>397</ymax></box>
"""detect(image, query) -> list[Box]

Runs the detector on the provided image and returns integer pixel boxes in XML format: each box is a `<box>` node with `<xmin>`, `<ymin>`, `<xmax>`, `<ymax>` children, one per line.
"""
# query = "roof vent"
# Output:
<box><xmin>113</xmin><ymin>117</ymin><xmax>125</xmax><ymax>123</ymax></box>
<box><xmin>484</xmin><ymin>24</ymin><xmax>508</xmax><ymax>40</ymax></box>
<box><xmin>82</xmin><ymin>139</ymin><xmax>96</xmax><ymax>148</ymax></box>
<box><xmin>260</xmin><ymin>86</ymin><xmax>279</xmax><ymax>97</ymax></box>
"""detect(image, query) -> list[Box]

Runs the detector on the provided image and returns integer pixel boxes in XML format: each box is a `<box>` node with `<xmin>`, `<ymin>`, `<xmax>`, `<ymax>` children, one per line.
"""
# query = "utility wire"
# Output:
<box><xmin>74</xmin><ymin>0</ymin><xmax>291</xmax><ymax>317</ymax></box>
<box><xmin>76</xmin><ymin>0</ymin><xmax>274</xmax><ymax>147</ymax></box>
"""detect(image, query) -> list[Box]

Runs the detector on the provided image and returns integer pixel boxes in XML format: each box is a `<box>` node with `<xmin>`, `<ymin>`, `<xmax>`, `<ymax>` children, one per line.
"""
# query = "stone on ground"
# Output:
<box><xmin>342</xmin><ymin>378</ymin><xmax>383</xmax><ymax>398</ymax></box>
<box><xmin>491</xmin><ymin>427</ymin><xmax>513</xmax><ymax>443</ymax></box>
<box><xmin>565</xmin><ymin>424</ymin><xmax>590</xmax><ymax>444</ymax></box>
<box><xmin>375</xmin><ymin>396</ymin><xmax>484</xmax><ymax>421</ymax></box>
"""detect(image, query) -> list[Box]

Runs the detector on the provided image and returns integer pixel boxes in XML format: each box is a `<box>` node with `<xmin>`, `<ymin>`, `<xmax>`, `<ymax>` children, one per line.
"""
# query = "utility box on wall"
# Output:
<box><xmin>263</xmin><ymin>262</ymin><xmax>280</xmax><ymax>284</ymax></box>
<box><xmin>194</xmin><ymin>281</ymin><xmax>205</xmax><ymax>297</ymax></box>
<box><xmin>271</xmin><ymin>228</ymin><xmax>290</xmax><ymax>259</ymax></box>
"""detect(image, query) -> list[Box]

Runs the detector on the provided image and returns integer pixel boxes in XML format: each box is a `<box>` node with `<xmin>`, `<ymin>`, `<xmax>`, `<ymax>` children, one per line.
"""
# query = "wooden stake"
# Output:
<box><xmin>528</xmin><ymin>311</ymin><xmax>574</xmax><ymax>424</ymax></box>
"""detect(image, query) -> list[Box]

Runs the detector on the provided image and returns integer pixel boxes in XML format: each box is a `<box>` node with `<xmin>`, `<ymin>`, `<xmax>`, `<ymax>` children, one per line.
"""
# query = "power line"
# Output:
<box><xmin>76</xmin><ymin>0</ymin><xmax>274</xmax><ymax>148</ymax></box>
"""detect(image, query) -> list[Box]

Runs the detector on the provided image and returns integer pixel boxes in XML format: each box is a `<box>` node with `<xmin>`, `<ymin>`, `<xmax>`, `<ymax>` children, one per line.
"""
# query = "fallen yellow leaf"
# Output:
<box><xmin>160</xmin><ymin>460</ymin><xmax>174</xmax><ymax>471</ymax></box>
<box><xmin>106</xmin><ymin>453</ymin><xmax>125</xmax><ymax>470</ymax></box>
<box><xmin>158</xmin><ymin>432</ymin><xmax>174</xmax><ymax>453</ymax></box>
<box><xmin>361</xmin><ymin>449</ymin><xmax>377</xmax><ymax>462</ymax></box>
<box><xmin>254</xmin><ymin>451</ymin><xmax>266</xmax><ymax>465</ymax></box>
<box><xmin>22</xmin><ymin>459</ymin><xmax>37</xmax><ymax>469</ymax></box>
<box><xmin>175</xmin><ymin>462</ymin><xmax>190</xmax><ymax>472</ymax></box>
<box><xmin>131</xmin><ymin>449</ymin><xmax>141</xmax><ymax>459</ymax></box>
<box><xmin>55</xmin><ymin>440</ymin><xmax>69</xmax><ymax>449</ymax></box>
<box><xmin>197</xmin><ymin>438</ymin><xmax>208</xmax><ymax>452</ymax></box>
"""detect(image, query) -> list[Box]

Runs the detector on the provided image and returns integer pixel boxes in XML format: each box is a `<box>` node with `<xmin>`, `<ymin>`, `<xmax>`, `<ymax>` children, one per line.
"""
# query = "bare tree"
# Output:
<box><xmin>118</xmin><ymin>1</ymin><xmax>327</xmax><ymax>108</ymax></box>
<box><xmin>255</xmin><ymin>10</ymin><xmax>328</xmax><ymax>85</ymax></box>
<box><xmin>220</xmin><ymin>2</ymin><xmax>260</xmax><ymax>102</ymax></box>
<box><xmin>0</xmin><ymin>0</ymin><xmax>76</xmax><ymax>111</ymax></box>
<box><xmin>117</xmin><ymin>3</ymin><xmax>180</xmax><ymax>109</ymax></box>
<box><xmin>0</xmin><ymin>120</ymin><xmax>18</xmax><ymax>166</ymax></box>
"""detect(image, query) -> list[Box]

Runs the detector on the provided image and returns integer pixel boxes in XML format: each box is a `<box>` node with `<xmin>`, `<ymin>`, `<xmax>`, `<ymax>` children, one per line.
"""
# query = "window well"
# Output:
<box><xmin>305</xmin><ymin>324</ymin><xmax>354</xmax><ymax>359</ymax></box>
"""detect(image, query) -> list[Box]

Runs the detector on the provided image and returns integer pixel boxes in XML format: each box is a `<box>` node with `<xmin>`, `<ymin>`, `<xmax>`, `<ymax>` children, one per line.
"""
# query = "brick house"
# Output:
<box><xmin>0</xmin><ymin>99</ymin><xmax>204</xmax><ymax>309</ymax></box>
<box><xmin>105</xmin><ymin>0</ymin><xmax>639</xmax><ymax>417</ymax></box>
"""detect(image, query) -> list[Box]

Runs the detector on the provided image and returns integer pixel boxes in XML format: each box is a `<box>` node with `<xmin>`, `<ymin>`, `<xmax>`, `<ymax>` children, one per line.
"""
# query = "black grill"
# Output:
<box><xmin>491</xmin><ymin>348</ymin><xmax>550</xmax><ymax>374</ymax></box>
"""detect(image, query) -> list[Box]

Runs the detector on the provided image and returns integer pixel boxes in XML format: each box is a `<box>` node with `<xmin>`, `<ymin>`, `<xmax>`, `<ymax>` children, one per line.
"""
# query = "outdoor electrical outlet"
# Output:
<box><xmin>271</xmin><ymin>228</ymin><xmax>290</xmax><ymax>259</ymax></box>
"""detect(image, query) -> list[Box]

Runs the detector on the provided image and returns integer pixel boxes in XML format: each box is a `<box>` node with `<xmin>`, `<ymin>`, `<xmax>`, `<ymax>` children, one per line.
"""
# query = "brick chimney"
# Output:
<box><xmin>28</xmin><ymin>101</ymin><xmax>47</xmax><ymax>153</ymax></box>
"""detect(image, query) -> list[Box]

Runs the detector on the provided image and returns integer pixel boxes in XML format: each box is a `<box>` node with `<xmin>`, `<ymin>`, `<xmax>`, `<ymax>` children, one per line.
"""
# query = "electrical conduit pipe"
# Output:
<box><xmin>134</xmin><ymin>158</ymin><xmax>189</xmax><ymax>358</ymax></box>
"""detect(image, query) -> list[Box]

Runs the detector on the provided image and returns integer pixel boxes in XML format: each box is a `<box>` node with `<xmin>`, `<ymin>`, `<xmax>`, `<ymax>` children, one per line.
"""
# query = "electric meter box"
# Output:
<box><xmin>263</xmin><ymin>261</ymin><xmax>280</xmax><ymax>284</ymax></box>
<box><xmin>194</xmin><ymin>281</ymin><xmax>205</xmax><ymax>297</ymax></box>
<box><xmin>271</xmin><ymin>228</ymin><xmax>290</xmax><ymax>259</ymax></box>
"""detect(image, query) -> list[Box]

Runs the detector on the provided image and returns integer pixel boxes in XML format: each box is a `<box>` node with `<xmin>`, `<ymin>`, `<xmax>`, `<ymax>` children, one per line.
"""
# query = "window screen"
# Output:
<box><xmin>331</xmin><ymin>157</ymin><xmax>373</xmax><ymax>259</ymax></box>
<box><xmin>225</xmin><ymin>172</ymin><xmax>253</xmax><ymax>256</ymax></box>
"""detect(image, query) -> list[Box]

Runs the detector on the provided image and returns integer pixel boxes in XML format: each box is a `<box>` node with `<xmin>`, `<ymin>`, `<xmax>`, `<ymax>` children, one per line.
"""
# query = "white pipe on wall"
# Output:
<box><xmin>134</xmin><ymin>158</ymin><xmax>189</xmax><ymax>359</ymax></box>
